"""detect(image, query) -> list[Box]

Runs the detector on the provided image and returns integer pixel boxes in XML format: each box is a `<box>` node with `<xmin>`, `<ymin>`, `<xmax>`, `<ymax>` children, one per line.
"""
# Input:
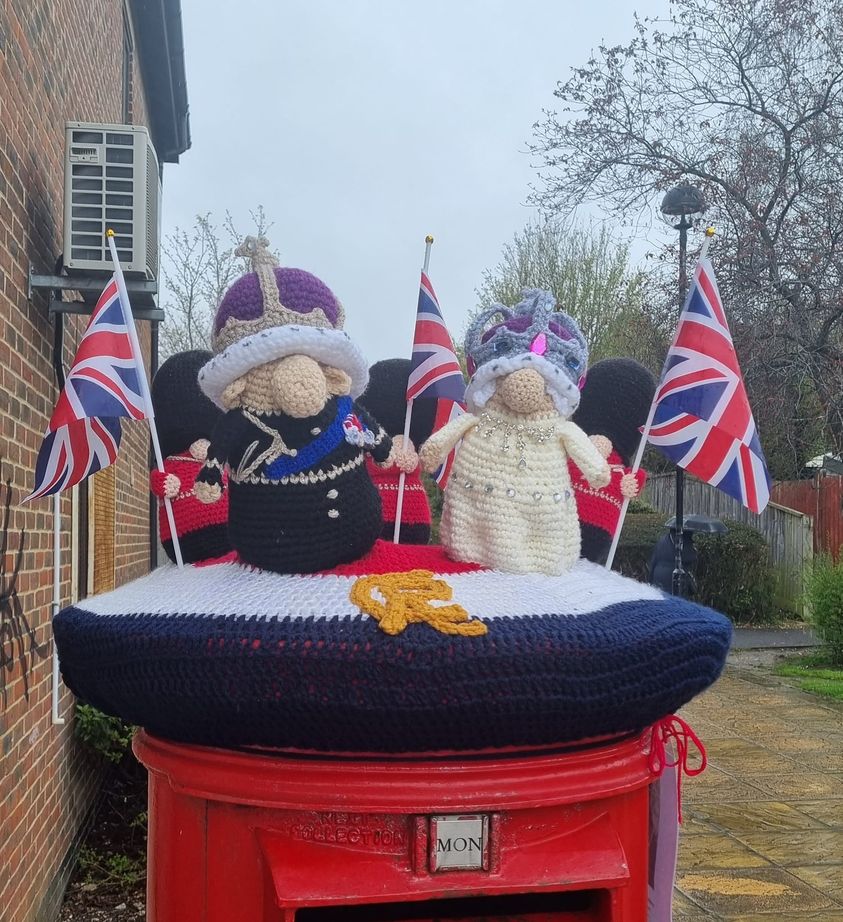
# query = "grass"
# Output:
<box><xmin>774</xmin><ymin>653</ymin><xmax>843</xmax><ymax>701</ymax></box>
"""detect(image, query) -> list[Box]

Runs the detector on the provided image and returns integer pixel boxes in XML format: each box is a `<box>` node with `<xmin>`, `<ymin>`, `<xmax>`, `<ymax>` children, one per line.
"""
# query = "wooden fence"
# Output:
<box><xmin>643</xmin><ymin>473</ymin><xmax>813</xmax><ymax>613</ymax></box>
<box><xmin>772</xmin><ymin>475</ymin><xmax>843</xmax><ymax>562</ymax></box>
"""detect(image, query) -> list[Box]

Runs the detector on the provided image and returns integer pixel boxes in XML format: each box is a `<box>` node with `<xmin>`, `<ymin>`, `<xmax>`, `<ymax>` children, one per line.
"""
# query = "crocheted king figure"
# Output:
<box><xmin>194</xmin><ymin>237</ymin><xmax>392</xmax><ymax>574</ymax></box>
<box><xmin>570</xmin><ymin>358</ymin><xmax>656</xmax><ymax>564</ymax></box>
<box><xmin>420</xmin><ymin>289</ymin><xmax>610</xmax><ymax>575</ymax></box>
<box><xmin>358</xmin><ymin>358</ymin><xmax>437</xmax><ymax>544</ymax></box>
<box><xmin>149</xmin><ymin>350</ymin><xmax>231</xmax><ymax>564</ymax></box>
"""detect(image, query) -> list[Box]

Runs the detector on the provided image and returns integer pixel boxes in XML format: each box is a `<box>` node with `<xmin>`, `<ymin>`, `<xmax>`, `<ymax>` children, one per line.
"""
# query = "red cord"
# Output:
<box><xmin>648</xmin><ymin>715</ymin><xmax>707</xmax><ymax>823</ymax></box>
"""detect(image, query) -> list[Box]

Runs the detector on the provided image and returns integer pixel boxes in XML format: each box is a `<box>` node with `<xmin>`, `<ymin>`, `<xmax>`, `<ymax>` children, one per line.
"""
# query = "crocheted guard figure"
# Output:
<box><xmin>420</xmin><ymin>289</ymin><xmax>610</xmax><ymax>575</ymax></box>
<box><xmin>570</xmin><ymin>358</ymin><xmax>657</xmax><ymax>564</ymax></box>
<box><xmin>358</xmin><ymin>359</ymin><xmax>437</xmax><ymax>544</ymax></box>
<box><xmin>194</xmin><ymin>237</ymin><xmax>392</xmax><ymax>574</ymax></box>
<box><xmin>149</xmin><ymin>350</ymin><xmax>231</xmax><ymax>564</ymax></box>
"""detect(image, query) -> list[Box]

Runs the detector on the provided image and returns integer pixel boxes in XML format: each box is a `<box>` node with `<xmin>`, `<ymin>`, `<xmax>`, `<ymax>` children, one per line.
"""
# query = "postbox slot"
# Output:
<box><xmin>296</xmin><ymin>890</ymin><xmax>604</xmax><ymax>922</ymax></box>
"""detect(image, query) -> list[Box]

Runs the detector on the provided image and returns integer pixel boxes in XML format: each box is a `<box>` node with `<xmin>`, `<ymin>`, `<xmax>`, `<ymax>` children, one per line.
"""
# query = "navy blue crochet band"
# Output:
<box><xmin>54</xmin><ymin>599</ymin><xmax>731</xmax><ymax>753</ymax></box>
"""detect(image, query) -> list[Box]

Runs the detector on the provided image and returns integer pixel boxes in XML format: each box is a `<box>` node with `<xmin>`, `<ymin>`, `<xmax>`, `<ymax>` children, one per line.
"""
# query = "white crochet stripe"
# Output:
<box><xmin>76</xmin><ymin>559</ymin><xmax>664</xmax><ymax>622</ymax></box>
<box><xmin>198</xmin><ymin>325</ymin><xmax>370</xmax><ymax>408</ymax></box>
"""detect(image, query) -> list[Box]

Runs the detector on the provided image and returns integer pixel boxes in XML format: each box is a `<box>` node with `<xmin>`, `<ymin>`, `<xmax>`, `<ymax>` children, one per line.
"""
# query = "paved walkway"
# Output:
<box><xmin>730</xmin><ymin>628</ymin><xmax>818</xmax><ymax>650</ymax></box>
<box><xmin>676</xmin><ymin>665</ymin><xmax>843</xmax><ymax>920</ymax></box>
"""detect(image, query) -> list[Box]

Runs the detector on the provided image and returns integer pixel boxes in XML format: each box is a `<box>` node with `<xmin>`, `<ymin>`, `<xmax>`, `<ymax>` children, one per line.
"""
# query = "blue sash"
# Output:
<box><xmin>265</xmin><ymin>397</ymin><xmax>354</xmax><ymax>479</ymax></box>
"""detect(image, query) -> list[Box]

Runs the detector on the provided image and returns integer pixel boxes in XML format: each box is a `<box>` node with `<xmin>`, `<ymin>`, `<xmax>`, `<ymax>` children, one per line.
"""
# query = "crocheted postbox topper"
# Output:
<box><xmin>53</xmin><ymin>538</ymin><xmax>733</xmax><ymax>753</ymax></box>
<box><xmin>198</xmin><ymin>236</ymin><xmax>369</xmax><ymax>408</ymax></box>
<box><xmin>464</xmin><ymin>288</ymin><xmax>587</xmax><ymax>418</ymax></box>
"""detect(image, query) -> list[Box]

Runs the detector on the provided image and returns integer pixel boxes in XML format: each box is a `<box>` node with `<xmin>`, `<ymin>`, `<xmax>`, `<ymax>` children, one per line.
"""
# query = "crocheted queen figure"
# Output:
<box><xmin>194</xmin><ymin>237</ymin><xmax>392</xmax><ymax>573</ymax></box>
<box><xmin>420</xmin><ymin>289</ymin><xmax>610</xmax><ymax>575</ymax></box>
<box><xmin>149</xmin><ymin>349</ymin><xmax>231</xmax><ymax>564</ymax></box>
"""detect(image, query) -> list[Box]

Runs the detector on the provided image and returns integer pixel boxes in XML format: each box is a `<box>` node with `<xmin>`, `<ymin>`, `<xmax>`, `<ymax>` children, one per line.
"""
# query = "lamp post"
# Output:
<box><xmin>659</xmin><ymin>183</ymin><xmax>707</xmax><ymax>596</ymax></box>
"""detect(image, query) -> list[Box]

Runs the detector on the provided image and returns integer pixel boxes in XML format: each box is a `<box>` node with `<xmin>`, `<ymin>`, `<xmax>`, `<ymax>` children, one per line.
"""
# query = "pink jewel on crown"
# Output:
<box><xmin>530</xmin><ymin>332</ymin><xmax>548</xmax><ymax>355</ymax></box>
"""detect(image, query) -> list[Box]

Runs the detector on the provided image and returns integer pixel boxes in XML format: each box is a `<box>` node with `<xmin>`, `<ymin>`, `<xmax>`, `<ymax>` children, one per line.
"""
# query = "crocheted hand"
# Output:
<box><xmin>620</xmin><ymin>472</ymin><xmax>640</xmax><ymax>499</ymax></box>
<box><xmin>590</xmin><ymin>434</ymin><xmax>613</xmax><ymax>459</ymax></box>
<box><xmin>189</xmin><ymin>439</ymin><xmax>210</xmax><ymax>461</ymax></box>
<box><xmin>194</xmin><ymin>480</ymin><xmax>222</xmax><ymax>504</ymax></box>
<box><xmin>150</xmin><ymin>469</ymin><xmax>181</xmax><ymax>499</ymax></box>
<box><xmin>419</xmin><ymin>438</ymin><xmax>445</xmax><ymax>474</ymax></box>
<box><xmin>389</xmin><ymin>435</ymin><xmax>419</xmax><ymax>473</ymax></box>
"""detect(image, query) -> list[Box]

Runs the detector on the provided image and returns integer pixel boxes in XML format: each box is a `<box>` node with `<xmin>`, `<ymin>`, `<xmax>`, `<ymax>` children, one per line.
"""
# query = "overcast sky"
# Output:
<box><xmin>162</xmin><ymin>0</ymin><xmax>671</xmax><ymax>363</ymax></box>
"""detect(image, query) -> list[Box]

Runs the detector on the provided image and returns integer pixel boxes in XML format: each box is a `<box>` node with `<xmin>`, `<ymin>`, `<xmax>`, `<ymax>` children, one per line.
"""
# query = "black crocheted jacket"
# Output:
<box><xmin>196</xmin><ymin>397</ymin><xmax>391</xmax><ymax>573</ymax></box>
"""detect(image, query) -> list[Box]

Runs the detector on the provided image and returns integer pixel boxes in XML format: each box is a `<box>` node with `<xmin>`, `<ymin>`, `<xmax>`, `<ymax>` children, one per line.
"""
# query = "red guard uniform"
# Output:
<box><xmin>151</xmin><ymin>455</ymin><xmax>231</xmax><ymax>564</ymax></box>
<box><xmin>569</xmin><ymin>450</ymin><xmax>647</xmax><ymax>565</ymax></box>
<box><xmin>365</xmin><ymin>457</ymin><xmax>432</xmax><ymax>544</ymax></box>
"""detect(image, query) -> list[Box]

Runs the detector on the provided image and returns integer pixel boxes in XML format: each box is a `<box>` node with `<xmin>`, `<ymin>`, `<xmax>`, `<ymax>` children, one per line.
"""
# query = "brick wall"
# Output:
<box><xmin>0</xmin><ymin>2</ymin><xmax>157</xmax><ymax>920</ymax></box>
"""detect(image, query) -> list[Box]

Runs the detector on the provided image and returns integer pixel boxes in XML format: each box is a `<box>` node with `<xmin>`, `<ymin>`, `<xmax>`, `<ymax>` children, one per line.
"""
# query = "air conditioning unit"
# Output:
<box><xmin>63</xmin><ymin>121</ymin><xmax>161</xmax><ymax>280</ymax></box>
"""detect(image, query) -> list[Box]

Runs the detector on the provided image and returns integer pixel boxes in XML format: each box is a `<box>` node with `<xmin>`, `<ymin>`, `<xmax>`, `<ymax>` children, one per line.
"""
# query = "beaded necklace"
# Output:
<box><xmin>477</xmin><ymin>411</ymin><xmax>557</xmax><ymax>470</ymax></box>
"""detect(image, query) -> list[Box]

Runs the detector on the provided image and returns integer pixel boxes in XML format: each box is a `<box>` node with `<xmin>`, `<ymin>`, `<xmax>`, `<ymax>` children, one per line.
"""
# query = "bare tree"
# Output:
<box><xmin>159</xmin><ymin>207</ymin><xmax>275</xmax><ymax>359</ymax></box>
<box><xmin>477</xmin><ymin>221</ymin><xmax>668</xmax><ymax>368</ymax></box>
<box><xmin>531</xmin><ymin>0</ymin><xmax>843</xmax><ymax>466</ymax></box>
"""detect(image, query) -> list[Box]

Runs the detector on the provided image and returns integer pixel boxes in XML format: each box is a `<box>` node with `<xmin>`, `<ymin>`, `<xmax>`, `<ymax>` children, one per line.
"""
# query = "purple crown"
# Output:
<box><xmin>214</xmin><ymin>268</ymin><xmax>343</xmax><ymax>336</ymax></box>
<box><xmin>210</xmin><ymin>237</ymin><xmax>346</xmax><ymax>354</ymax></box>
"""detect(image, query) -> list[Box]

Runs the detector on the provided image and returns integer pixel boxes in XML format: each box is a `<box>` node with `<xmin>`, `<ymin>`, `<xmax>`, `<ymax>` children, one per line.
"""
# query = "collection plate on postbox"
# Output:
<box><xmin>429</xmin><ymin>814</ymin><xmax>490</xmax><ymax>872</ymax></box>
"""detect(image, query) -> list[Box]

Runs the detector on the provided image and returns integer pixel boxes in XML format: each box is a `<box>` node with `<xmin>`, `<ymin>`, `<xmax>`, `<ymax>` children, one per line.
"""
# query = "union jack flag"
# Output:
<box><xmin>647</xmin><ymin>258</ymin><xmax>771</xmax><ymax>514</ymax></box>
<box><xmin>407</xmin><ymin>272</ymin><xmax>465</xmax><ymax>403</ymax></box>
<box><xmin>27</xmin><ymin>277</ymin><xmax>147</xmax><ymax>501</ymax></box>
<box><xmin>407</xmin><ymin>272</ymin><xmax>465</xmax><ymax>489</ymax></box>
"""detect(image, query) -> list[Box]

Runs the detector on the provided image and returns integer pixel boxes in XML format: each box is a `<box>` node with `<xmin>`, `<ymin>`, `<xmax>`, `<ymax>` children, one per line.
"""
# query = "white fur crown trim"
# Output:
<box><xmin>465</xmin><ymin>353</ymin><xmax>581</xmax><ymax>417</ymax></box>
<box><xmin>198</xmin><ymin>325</ymin><xmax>369</xmax><ymax>408</ymax></box>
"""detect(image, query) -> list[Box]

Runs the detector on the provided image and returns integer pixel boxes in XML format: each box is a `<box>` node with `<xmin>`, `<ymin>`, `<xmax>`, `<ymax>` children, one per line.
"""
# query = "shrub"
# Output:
<box><xmin>613</xmin><ymin>512</ymin><xmax>665</xmax><ymax>581</ymax></box>
<box><xmin>694</xmin><ymin>520</ymin><xmax>780</xmax><ymax>624</ymax></box>
<box><xmin>75</xmin><ymin>704</ymin><xmax>135</xmax><ymax>764</ymax></box>
<box><xmin>78</xmin><ymin>845</ymin><xmax>145</xmax><ymax>889</ymax></box>
<box><xmin>805</xmin><ymin>555</ymin><xmax>843</xmax><ymax>665</ymax></box>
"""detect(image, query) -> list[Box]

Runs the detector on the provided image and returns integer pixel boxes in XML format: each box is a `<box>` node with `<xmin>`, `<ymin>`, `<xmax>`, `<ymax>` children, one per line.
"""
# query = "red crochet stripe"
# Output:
<box><xmin>322</xmin><ymin>539</ymin><xmax>486</xmax><ymax>576</ymax></box>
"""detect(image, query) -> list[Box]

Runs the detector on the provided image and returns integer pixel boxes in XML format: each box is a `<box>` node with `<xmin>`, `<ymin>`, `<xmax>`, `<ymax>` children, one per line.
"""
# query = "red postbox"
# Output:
<box><xmin>134</xmin><ymin>730</ymin><xmax>656</xmax><ymax>922</ymax></box>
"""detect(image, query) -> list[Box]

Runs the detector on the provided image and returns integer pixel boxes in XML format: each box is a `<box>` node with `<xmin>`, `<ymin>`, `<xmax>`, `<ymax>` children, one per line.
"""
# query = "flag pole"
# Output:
<box><xmin>393</xmin><ymin>234</ymin><xmax>434</xmax><ymax>544</ymax></box>
<box><xmin>604</xmin><ymin>227</ymin><xmax>716</xmax><ymax>572</ymax></box>
<box><xmin>106</xmin><ymin>230</ymin><xmax>184</xmax><ymax>568</ymax></box>
<box><xmin>50</xmin><ymin>490</ymin><xmax>65</xmax><ymax>725</ymax></box>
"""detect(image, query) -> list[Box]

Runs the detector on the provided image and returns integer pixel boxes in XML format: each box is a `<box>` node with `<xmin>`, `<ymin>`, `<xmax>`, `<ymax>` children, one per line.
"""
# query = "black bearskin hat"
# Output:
<box><xmin>572</xmin><ymin>358</ymin><xmax>656</xmax><ymax>465</ymax></box>
<box><xmin>358</xmin><ymin>359</ymin><xmax>437</xmax><ymax>446</ymax></box>
<box><xmin>152</xmin><ymin>350</ymin><xmax>223</xmax><ymax>458</ymax></box>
